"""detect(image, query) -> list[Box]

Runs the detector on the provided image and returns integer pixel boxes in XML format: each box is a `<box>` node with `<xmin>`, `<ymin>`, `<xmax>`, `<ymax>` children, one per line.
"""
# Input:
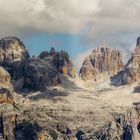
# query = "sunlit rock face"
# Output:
<box><xmin>0</xmin><ymin>37</ymin><xmax>30</xmax><ymax>88</ymax></box>
<box><xmin>0</xmin><ymin>66</ymin><xmax>11</xmax><ymax>84</ymax></box>
<box><xmin>0</xmin><ymin>37</ymin><xmax>30</xmax><ymax>64</ymax></box>
<box><xmin>122</xmin><ymin>37</ymin><xmax>140</xmax><ymax>84</ymax></box>
<box><xmin>0</xmin><ymin>66</ymin><xmax>45</xmax><ymax>140</ymax></box>
<box><xmin>79</xmin><ymin>46</ymin><xmax>123</xmax><ymax>81</ymax></box>
<box><xmin>0</xmin><ymin>66</ymin><xmax>14</xmax><ymax>104</ymax></box>
<box><xmin>0</xmin><ymin>66</ymin><xmax>16</xmax><ymax>140</ymax></box>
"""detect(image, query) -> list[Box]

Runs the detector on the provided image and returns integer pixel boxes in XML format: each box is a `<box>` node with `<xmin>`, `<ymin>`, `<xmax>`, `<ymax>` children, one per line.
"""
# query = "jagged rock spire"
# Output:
<box><xmin>0</xmin><ymin>37</ymin><xmax>30</xmax><ymax>63</ymax></box>
<box><xmin>122</xmin><ymin>36</ymin><xmax>140</xmax><ymax>84</ymax></box>
<box><xmin>79</xmin><ymin>46</ymin><xmax>123</xmax><ymax>81</ymax></box>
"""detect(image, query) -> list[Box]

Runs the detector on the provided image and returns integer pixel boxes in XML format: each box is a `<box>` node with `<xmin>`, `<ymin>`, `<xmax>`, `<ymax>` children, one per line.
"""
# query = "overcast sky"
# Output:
<box><xmin>0</xmin><ymin>0</ymin><xmax>140</xmax><ymax>69</ymax></box>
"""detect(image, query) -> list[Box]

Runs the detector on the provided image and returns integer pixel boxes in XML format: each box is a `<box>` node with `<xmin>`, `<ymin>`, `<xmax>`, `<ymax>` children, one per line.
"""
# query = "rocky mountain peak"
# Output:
<box><xmin>80</xmin><ymin>46</ymin><xmax>123</xmax><ymax>81</ymax></box>
<box><xmin>0</xmin><ymin>36</ymin><xmax>140</xmax><ymax>140</ymax></box>
<box><xmin>39</xmin><ymin>48</ymin><xmax>77</xmax><ymax>78</ymax></box>
<box><xmin>0</xmin><ymin>37</ymin><xmax>30</xmax><ymax>64</ymax></box>
<box><xmin>50</xmin><ymin>47</ymin><xmax>56</xmax><ymax>55</ymax></box>
<box><xmin>122</xmin><ymin>37</ymin><xmax>140</xmax><ymax>84</ymax></box>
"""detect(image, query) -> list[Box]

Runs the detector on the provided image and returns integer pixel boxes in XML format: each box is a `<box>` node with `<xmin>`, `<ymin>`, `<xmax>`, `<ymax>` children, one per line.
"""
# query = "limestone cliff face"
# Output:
<box><xmin>0</xmin><ymin>37</ymin><xmax>77</xmax><ymax>91</ymax></box>
<box><xmin>80</xmin><ymin>46</ymin><xmax>123</xmax><ymax>81</ymax></box>
<box><xmin>0</xmin><ymin>66</ymin><xmax>11</xmax><ymax>84</ymax></box>
<box><xmin>0</xmin><ymin>66</ymin><xmax>16</xmax><ymax>140</ymax></box>
<box><xmin>23</xmin><ymin>58</ymin><xmax>61</xmax><ymax>90</ymax></box>
<box><xmin>0</xmin><ymin>37</ymin><xmax>30</xmax><ymax>64</ymax></box>
<box><xmin>122</xmin><ymin>37</ymin><xmax>140</xmax><ymax>84</ymax></box>
<box><xmin>0</xmin><ymin>37</ymin><xmax>30</xmax><ymax>86</ymax></box>
<box><xmin>20</xmin><ymin>48</ymin><xmax>77</xmax><ymax>91</ymax></box>
<box><xmin>79</xmin><ymin>58</ymin><xmax>96</xmax><ymax>81</ymax></box>
<box><xmin>39</xmin><ymin>48</ymin><xmax>77</xmax><ymax>78</ymax></box>
<box><xmin>52</xmin><ymin>50</ymin><xmax>77</xmax><ymax>78</ymax></box>
<box><xmin>0</xmin><ymin>66</ymin><xmax>14</xmax><ymax>104</ymax></box>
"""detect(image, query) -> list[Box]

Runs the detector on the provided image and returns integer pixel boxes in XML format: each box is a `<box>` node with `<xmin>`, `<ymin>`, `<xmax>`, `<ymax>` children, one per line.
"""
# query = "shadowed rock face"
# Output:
<box><xmin>39</xmin><ymin>48</ymin><xmax>77</xmax><ymax>78</ymax></box>
<box><xmin>122</xmin><ymin>37</ymin><xmax>140</xmax><ymax>84</ymax></box>
<box><xmin>20</xmin><ymin>48</ymin><xmax>76</xmax><ymax>91</ymax></box>
<box><xmin>0</xmin><ymin>38</ymin><xmax>77</xmax><ymax>91</ymax></box>
<box><xmin>136</xmin><ymin>36</ymin><xmax>140</xmax><ymax>46</ymax></box>
<box><xmin>14</xmin><ymin>122</ymin><xmax>44</xmax><ymax>140</ymax></box>
<box><xmin>79</xmin><ymin>46</ymin><xmax>123</xmax><ymax>81</ymax></box>
<box><xmin>23</xmin><ymin>58</ymin><xmax>61</xmax><ymax>91</ymax></box>
<box><xmin>0</xmin><ymin>114</ymin><xmax>45</xmax><ymax>140</ymax></box>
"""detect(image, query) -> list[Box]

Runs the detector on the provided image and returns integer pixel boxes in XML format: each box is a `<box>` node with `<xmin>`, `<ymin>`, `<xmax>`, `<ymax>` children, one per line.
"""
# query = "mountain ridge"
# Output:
<box><xmin>0</xmin><ymin>36</ymin><xmax>140</xmax><ymax>140</ymax></box>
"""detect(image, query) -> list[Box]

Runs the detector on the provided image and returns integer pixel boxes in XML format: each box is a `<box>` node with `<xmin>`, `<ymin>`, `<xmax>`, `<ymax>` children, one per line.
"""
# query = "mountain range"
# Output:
<box><xmin>0</xmin><ymin>36</ymin><xmax>140</xmax><ymax>140</ymax></box>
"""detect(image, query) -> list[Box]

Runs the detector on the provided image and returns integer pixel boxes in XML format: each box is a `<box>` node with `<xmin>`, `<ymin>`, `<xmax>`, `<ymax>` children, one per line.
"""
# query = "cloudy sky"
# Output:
<box><xmin>0</xmin><ymin>0</ymin><xmax>140</xmax><ymax>69</ymax></box>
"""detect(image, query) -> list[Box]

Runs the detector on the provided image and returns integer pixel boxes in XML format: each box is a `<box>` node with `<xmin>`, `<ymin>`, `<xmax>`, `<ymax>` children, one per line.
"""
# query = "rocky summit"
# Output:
<box><xmin>0</xmin><ymin>37</ymin><xmax>77</xmax><ymax>91</ymax></box>
<box><xmin>0</xmin><ymin>37</ymin><xmax>30</xmax><ymax>64</ymax></box>
<box><xmin>0</xmin><ymin>37</ymin><xmax>30</xmax><ymax>90</ymax></box>
<box><xmin>21</xmin><ymin>47</ymin><xmax>76</xmax><ymax>91</ymax></box>
<box><xmin>79</xmin><ymin>46</ymin><xmax>123</xmax><ymax>81</ymax></box>
<box><xmin>39</xmin><ymin>48</ymin><xmax>77</xmax><ymax>78</ymax></box>
<box><xmin>122</xmin><ymin>37</ymin><xmax>140</xmax><ymax>84</ymax></box>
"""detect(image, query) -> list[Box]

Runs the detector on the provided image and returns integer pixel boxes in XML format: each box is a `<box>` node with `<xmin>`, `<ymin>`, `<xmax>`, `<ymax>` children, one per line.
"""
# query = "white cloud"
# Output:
<box><xmin>0</xmin><ymin>0</ymin><xmax>140</xmax><ymax>68</ymax></box>
<box><xmin>0</xmin><ymin>0</ymin><xmax>100</xmax><ymax>36</ymax></box>
<box><xmin>0</xmin><ymin>0</ymin><xmax>140</xmax><ymax>36</ymax></box>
